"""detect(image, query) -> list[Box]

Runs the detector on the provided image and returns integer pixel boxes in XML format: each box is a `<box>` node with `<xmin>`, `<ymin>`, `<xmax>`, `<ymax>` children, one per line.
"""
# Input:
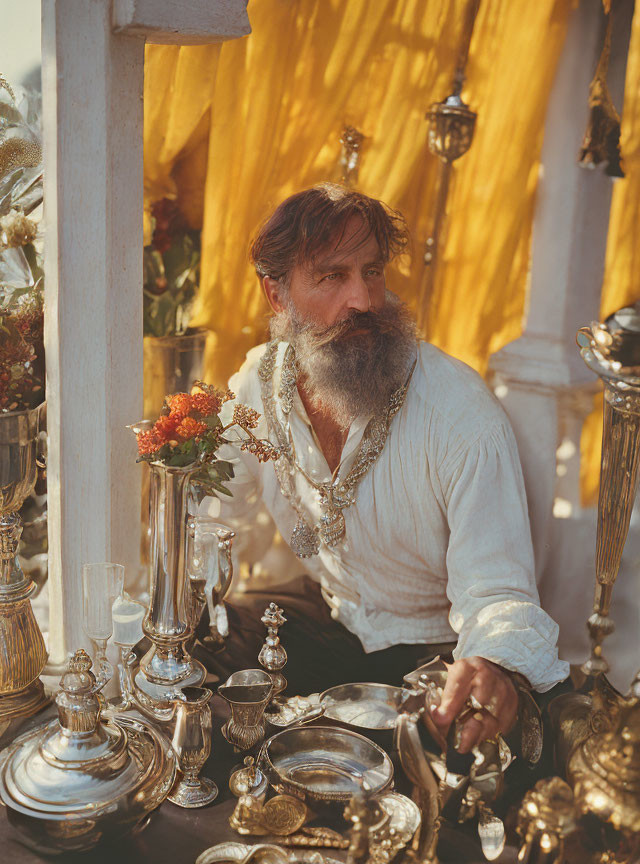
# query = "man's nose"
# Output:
<box><xmin>345</xmin><ymin>274</ymin><xmax>371</xmax><ymax>313</ymax></box>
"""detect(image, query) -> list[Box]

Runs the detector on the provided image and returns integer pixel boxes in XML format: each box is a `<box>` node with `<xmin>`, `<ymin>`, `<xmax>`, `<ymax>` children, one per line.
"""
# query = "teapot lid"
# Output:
<box><xmin>0</xmin><ymin>650</ymin><xmax>168</xmax><ymax>817</ymax></box>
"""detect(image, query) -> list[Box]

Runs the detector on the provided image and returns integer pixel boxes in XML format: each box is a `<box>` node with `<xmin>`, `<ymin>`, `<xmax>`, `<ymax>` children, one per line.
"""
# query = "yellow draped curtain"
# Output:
<box><xmin>144</xmin><ymin>0</ymin><xmax>575</xmax><ymax>386</ymax></box>
<box><xmin>580</xmin><ymin>1</ymin><xmax>640</xmax><ymax>506</ymax></box>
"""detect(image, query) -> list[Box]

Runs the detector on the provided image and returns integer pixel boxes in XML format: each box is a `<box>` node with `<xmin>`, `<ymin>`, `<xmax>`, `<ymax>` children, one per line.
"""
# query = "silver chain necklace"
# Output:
<box><xmin>258</xmin><ymin>341</ymin><xmax>415</xmax><ymax>559</ymax></box>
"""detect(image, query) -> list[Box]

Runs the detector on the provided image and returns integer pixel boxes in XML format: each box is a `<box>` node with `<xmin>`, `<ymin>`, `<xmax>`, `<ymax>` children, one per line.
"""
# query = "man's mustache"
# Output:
<box><xmin>301</xmin><ymin>308</ymin><xmax>400</xmax><ymax>349</ymax></box>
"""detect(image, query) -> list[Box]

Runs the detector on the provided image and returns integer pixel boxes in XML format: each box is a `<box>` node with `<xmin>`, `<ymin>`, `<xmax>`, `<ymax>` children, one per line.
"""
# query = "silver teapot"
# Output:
<box><xmin>0</xmin><ymin>649</ymin><xmax>177</xmax><ymax>854</ymax></box>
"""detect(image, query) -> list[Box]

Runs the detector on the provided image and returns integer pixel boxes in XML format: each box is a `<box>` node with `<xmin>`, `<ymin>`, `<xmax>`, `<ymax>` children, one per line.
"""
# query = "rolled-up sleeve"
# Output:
<box><xmin>443</xmin><ymin>421</ymin><xmax>570</xmax><ymax>692</ymax></box>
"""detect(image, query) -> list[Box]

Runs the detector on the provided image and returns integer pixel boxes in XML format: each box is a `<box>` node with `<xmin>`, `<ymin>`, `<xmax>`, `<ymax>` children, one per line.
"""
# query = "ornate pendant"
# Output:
<box><xmin>317</xmin><ymin>485</ymin><xmax>348</xmax><ymax>548</ymax></box>
<box><xmin>290</xmin><ymin>518</ymin><xmax>320</xmax><ymax>559</ymax></box>
<box><xmin>319</xmin><ymin>506</ymin><xmax>346</xmax><ymax>548</ymax></box>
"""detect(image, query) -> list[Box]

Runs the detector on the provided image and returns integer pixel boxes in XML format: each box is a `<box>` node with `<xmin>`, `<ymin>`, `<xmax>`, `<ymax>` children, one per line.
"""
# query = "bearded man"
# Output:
<box><xmin>196</xmin><ymin>183</ymin><xmax>569</xmax><ymax>754</ymax></box>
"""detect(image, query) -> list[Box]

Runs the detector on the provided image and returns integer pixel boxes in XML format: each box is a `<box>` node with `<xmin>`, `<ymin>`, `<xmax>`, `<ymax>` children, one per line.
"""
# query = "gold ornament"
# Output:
<box><xmin>516</xmin><ymin>778</ymin><xmax>578</xmax><ymax>864</ymax></box>
<box><xmin>229</xmin><ymin>793</ymin><xmax>307</xmax><ymax>837</ymax></box>
<box><xmin>578</xmin><ymin>9</ymin><xmax>624</xmax><ymax>177</ymax></box>
<box><xmin>568</xmin><ymin>697</ymin><xmax>640</xmax><ymax>836</ymax></box>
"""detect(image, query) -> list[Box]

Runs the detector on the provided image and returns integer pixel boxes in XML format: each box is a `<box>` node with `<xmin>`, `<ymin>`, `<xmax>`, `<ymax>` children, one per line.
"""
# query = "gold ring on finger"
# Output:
<box><xmin>469</xmin><ymin>693</ymin><xmax>499</xmax><ymax>721</ymax></box>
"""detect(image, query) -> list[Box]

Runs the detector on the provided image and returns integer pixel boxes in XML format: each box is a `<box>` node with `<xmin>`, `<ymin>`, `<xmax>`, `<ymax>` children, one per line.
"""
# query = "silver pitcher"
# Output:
<box><xmin>219</xmin><ymin>669</ymin><xmax>273</xmax><ymax>751</ymax></box>
<box><xmin>168</xmin><ymin>685</ymin><xmax>218</xmax><ymax>808</ymax></box>
<box><xmin>0</xmin><ymin>403</ymin><xmax>48</xmax><ymax>725</ymax></box>
<box><xmin>133</xmin><ymin>460</ymin><xmax>206</xmax><ymax>722</ymax></box>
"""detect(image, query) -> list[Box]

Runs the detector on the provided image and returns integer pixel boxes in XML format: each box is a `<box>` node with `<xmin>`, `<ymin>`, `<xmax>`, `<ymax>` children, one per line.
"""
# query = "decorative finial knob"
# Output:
<box><xmin>258</xmin><ymin>602</ymin><xmax>287</xmax><ymax>698</ymax></box>
<box><xmin>260</xmin><ymin>602</ymin><xmax>286</xmax><ymax>630</ymax></box>
<box><xmin>68</xmin><ymin>648</ymin><xmax>93</xmax><ymax>673</ymax></box>
<box><xmin>56</xmin><ymin>648</ymin><xmax>100</xmax><ymax>733</ymax></box>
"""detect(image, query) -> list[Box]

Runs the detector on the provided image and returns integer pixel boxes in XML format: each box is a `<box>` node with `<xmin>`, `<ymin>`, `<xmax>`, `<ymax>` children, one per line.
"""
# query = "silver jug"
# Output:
<box><xmin>187</xmin><ymin>516</ymin><xmax>235</xmax><ymax>646</ymax></box>
<box><xmin>168</xmin><ymin>686</ymin><xmax>218</xmax><ymax>808</ymax></box>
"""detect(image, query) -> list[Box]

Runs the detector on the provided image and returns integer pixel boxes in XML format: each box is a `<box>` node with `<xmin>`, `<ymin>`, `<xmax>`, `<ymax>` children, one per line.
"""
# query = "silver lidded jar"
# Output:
<box><xmin>0</xmin><ymin>649</ymin><xmax>177</xmax><ymax>855</ymax></box>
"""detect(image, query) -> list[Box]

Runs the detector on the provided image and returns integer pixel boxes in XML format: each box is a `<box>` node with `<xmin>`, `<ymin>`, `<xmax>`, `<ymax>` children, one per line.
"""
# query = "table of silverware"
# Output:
<box><xmin>0</xmin><ymin>655</ymin><xmax>520</xmax><ymax>864</ymax></box>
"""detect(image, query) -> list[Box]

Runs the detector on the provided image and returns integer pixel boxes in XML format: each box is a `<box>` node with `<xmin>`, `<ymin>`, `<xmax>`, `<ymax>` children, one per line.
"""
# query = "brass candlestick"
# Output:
<box><xmin>0</xmin><ymin>404</ymin><xmax>48</xmax><ymax>724</ymax></box>
<box><xmin>545</xmin><ymin>306</ymin><xmax>640</xmax><ymax>863</ymax></box>
<box><xmin>576</xmin><ymin>309</ymin><xmax>640</xmax><ymax>682</ymax></box>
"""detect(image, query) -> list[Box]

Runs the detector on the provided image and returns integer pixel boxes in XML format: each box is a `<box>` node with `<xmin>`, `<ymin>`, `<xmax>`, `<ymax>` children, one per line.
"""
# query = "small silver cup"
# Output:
<box><xmin>219</xmin><ymin>669</ymin><xmax>273</xmax><ymax>751</ymax></box>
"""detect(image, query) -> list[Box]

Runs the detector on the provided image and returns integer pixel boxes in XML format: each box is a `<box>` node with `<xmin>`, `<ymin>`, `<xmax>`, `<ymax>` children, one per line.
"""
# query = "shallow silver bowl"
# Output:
<box><xmin>260</xmin><ymin>725</ymin><xmax>393</xmax><ymax>807</ymax></box>
<box><xmin>319</xmin><ymin>683</ymin><xmax>405</xmax><ymax>731</ymax></box>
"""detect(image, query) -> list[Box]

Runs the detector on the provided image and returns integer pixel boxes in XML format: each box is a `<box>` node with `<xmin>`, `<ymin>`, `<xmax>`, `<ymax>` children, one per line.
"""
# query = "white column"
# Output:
<box><xmin>42</xmin><ymin>0</ymin><xmax>144</xmax><ymax>670</ymax></box>
<box><xmin>489</xmin><ymin>0</ymin><xmax>636</xmax><ymax>686</ymax></box>
<box><xmin>41</xmin><ymin>0</ymin><xmax>251</xmax><ymax>672</ymax></box>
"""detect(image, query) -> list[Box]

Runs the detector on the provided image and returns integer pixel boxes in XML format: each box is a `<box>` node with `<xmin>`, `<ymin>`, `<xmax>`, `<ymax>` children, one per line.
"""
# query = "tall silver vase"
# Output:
<box><xmin>134</xmin><ymin>462</ymin><xmax>205</xmax><ymax>721</ymax></box>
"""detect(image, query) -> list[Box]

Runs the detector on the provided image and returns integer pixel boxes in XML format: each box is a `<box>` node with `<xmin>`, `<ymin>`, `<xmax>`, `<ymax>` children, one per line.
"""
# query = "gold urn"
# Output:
<box><xmin>0</xmin><ymin>404</ymin><xmax>48</xmax><ymax>722</ymax></box>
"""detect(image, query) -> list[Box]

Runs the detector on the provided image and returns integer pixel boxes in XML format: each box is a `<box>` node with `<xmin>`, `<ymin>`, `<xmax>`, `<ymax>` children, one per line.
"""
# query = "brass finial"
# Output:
<box><xmin>69</xmin><ymin>648</ymin><xmax>92</xmax><ymax>673</ymax></box>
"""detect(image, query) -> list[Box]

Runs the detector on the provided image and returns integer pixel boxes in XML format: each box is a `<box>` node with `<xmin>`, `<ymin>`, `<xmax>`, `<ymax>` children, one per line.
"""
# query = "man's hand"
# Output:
<box><xmin>430</xmin><ymin>657</ymin><xmax>518</xmax><ymax>753</ymax></box>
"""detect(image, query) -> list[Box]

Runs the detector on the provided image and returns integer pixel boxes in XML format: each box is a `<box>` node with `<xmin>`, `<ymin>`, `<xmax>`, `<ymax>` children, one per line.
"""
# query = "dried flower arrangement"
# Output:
<box><xmin>136</xmin><ymin>381</ymin><xmax>279</xmax><ymax>496</ymax></box>
<box><xmin>0</xmin><ymin>211</ymin><xmax>44</xmax><ymax>412</ymax></box>
<box><xmin>0</xmin><ymin>79</ymin><xmax>44</xmax><ymax>414</ymax></box>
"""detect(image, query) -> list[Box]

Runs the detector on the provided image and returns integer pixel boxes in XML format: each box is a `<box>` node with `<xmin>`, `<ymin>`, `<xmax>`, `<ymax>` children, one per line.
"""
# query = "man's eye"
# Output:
<box><xmin>321</xmin><ymin>272</ymin><xmax>341</xmax><ymax>282</ymax></box>
<box><xmin>365</xmin><ymin>268</ymin><xmax>382</xmax><ymax>277</ymax></box>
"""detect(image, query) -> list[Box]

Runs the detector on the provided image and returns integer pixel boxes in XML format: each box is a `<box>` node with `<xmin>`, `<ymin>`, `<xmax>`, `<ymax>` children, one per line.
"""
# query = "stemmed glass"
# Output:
<box><xmin>82</xmin><ymin>562</ymin><xmax>125</xmax><ymax>684</ymax></box>
<box><xmin>111</xmin><ymin>591</ymin><xmax>146</xmax><ymax>709</ymax></box>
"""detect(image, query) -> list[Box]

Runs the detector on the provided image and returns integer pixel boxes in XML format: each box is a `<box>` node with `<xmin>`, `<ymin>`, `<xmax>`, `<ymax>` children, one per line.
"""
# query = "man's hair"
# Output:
<box><xmin>250</xmin><ymin>183</ymin><xmax>409</xmax><ymax>284</ymax></box>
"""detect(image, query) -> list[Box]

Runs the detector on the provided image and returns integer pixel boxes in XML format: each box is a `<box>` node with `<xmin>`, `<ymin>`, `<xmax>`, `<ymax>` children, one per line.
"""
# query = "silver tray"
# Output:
<box><xmin>260</xmin><ymin>725</ymin><xmax>393</xmax><ymax>806</ymax></box>
<box><xmin>196</xmin><ymin>842</ymin><xmax>342</xmax><ymax>864</ymax></box>
<box><xmin>319</xmin><ymin>683</ymin><xmax>405</xmax><ymax>731</ymax></box>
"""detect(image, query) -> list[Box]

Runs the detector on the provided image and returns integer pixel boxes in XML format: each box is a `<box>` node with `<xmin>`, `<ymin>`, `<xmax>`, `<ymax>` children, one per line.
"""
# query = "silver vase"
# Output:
<box><xmin>134</xmin><ymin>461</ymin><xmax>205</xmax><ymax>721</ymax></box>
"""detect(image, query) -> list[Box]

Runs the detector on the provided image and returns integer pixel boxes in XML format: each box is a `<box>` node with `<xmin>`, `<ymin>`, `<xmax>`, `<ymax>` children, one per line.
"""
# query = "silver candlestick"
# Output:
<box><xmin>258</xmin><ymin>602</ymin><xmax>287</xmax><ymax>698</ymax></box>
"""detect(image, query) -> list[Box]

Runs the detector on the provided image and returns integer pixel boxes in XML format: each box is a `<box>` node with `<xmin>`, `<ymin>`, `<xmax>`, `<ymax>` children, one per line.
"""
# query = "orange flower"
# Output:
<box><xmin>166</xmin><ymin>393</ymin><xmax>193</xmax><ymax>419</ymax></box>
<box><xmin>137</xmin><ymin>430</ymin><xmax>161</xmax><ymax>456</ymax></box>
<box><xmin>174</xmin><ymin>416</ymin><xmax>208</xmax><ymax>441</ymax></box>
<box><xmin>153</xmin><ymin>414</ymin><xmax>179</xmax><ymax>441</ymax></box>
<box><xmin>190</xmin><ymin>392</ymin><xmax>222</xmax><ymax>417</ymax></box>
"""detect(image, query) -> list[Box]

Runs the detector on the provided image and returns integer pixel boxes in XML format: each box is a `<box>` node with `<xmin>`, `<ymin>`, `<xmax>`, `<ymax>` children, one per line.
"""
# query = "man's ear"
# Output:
<box><xmin>263</xmin><ymin>276</ymin><xmax>286</xmax><ymax>314</ymax></box>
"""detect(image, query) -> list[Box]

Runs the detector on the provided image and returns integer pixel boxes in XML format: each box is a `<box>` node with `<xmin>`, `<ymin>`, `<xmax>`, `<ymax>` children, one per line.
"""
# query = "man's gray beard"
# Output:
<box><xmin>269</xmin><ymin>293</ymin><xmax>418</xmax><ymax>429</ymax></box>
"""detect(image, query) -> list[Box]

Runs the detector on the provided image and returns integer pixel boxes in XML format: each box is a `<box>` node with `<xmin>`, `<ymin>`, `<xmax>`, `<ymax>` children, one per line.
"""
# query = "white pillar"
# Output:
<box><xmin>489</xmin><ymin>0</ymin><xmax>636</xmax><ymax>687</ymax></box>
<box><xmin>41</xmin><ymin>0</ymin><xmax>251</xmax><ymax>672</ymax></box>
<box><xmin>42</xmin><ymin>0</ymin><xmax>144</xmax><ymax>670</ymax></box>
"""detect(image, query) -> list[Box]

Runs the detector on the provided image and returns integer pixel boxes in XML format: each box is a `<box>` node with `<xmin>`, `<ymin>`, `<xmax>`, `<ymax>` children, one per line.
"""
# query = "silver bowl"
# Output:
<box><xmin>319</xmin><ymin>682</ymin><xmax>405</xmax><ymax>731</ymax></box>
<box><xmin>260</xmin><ymin>725</ymin><xmax>393</xmax><ymax>808</ymax></box>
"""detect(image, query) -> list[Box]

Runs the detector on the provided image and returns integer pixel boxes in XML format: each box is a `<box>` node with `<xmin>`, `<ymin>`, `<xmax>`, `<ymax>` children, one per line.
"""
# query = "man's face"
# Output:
<box><xmin>282</xmin><ymin>216</ymin><xmax>387</xmax><ymax>329</ymax></box>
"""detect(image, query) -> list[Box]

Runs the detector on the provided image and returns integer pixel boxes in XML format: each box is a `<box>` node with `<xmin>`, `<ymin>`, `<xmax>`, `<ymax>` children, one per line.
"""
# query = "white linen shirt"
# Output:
<box><xmin>211</xmin><ymin>340</ymin><xmax>569</xmax><ymax>692</ymax></box>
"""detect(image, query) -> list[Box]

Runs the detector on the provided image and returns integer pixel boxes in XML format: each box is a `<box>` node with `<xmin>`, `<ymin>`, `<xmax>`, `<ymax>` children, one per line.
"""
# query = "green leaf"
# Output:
<box><xmin>166</xmin><ymin>451</ymin><xmax>197</xmax><ymax>467</ymax></box>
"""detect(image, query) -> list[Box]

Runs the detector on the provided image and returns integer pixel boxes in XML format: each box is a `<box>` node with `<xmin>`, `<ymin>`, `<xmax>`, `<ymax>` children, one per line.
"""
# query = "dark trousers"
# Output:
<box><xmin>194</xmin><ymin>574</ymin><xmax>455</xmax><ymax>694</ymax></box>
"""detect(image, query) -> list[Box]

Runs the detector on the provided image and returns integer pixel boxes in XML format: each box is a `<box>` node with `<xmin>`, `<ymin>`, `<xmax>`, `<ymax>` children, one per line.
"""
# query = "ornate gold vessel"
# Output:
<box><xmin>0</xmin><ymin>404</ymin><xmax>48</xmax><ymax>723</ymax></box>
